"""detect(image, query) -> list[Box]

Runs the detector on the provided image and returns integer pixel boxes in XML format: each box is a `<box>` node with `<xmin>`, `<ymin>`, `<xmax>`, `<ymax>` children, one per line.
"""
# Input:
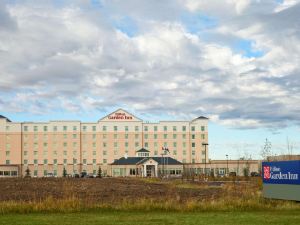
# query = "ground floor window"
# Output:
<box><xmin>129</xmin><ymin>168</ymin><xmax>136</xmax><ymax>175</ymax></box>
<box><xmin>0</xmin><ymin>170</ymin><xmax>18</xmax><ymax>177</ymax></box>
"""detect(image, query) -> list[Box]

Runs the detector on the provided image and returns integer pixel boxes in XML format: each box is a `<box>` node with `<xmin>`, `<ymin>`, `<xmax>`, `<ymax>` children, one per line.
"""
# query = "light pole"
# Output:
<box><xmin>226</xmin><ymin>154</ymin><xmax>229</xmax><ymax>176</ymax></box>
<box><xmin>202</xmin><ymin>143</ymin><xmax>209</xmax><ymax>180</ymax></box>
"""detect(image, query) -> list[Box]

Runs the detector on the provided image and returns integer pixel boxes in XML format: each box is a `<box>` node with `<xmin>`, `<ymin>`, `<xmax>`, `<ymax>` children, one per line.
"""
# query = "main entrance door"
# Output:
<box><xmin>146</xmin><ymin>165</ymin><xmax>155</xmax><ymax>177</ymax></box>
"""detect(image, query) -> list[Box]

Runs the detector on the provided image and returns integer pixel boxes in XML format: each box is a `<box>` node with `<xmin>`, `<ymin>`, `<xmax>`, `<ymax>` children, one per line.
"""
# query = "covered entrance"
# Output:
<box><xmin>146</xmin><ymin>165</ymin><xmax>155</xmax><ymax>177</ymax></box>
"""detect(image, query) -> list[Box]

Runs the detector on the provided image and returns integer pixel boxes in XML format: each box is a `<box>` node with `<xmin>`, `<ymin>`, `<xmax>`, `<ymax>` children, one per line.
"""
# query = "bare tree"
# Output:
<box><xmin>261</xmin><ymin>138</ymin><xmax>272</xmax><ymax>161</ymax></box>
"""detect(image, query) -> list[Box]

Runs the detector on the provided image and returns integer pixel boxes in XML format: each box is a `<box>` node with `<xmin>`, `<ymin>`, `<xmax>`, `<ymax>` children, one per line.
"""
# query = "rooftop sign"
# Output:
<box><xmin>99</xmin><ymin>109</ymin><xmax>142</xmax><ymax>122</ymax></box>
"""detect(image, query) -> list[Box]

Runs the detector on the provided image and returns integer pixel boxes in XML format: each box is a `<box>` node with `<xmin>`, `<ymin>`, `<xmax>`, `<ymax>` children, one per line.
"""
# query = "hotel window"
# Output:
<box><xmin>201</xmin><ymin>134</ymin><xmax>205</xmax><ymax>139</ymax></box>
<box><xmin>24</xmin><ymin>151</ymin><xmax>28</xmax><ymax>156</ymax></box>
<box><xmin>202</xmin><ymin>159</ymin><xmax>206</xmax><ymax>163</ymax></box>
<box><xmin>191</xmin><ymin>126</ymin><xmax>195</xmax><ymax>131</ymax></box>
<box><xmin>34</xmin><ymin>170</ymin><xmax>38</xmax><ymax>176</ymax></box>
<box><xmin>183</xmin><ymin>142</ymin><xmax>186</xmax><ymax>148</ymax></box>
<box><xmin>92</xmin><ymin>126</ymin><xmax>96</xmax><ymax>131</ymax></box>
<box><xmin>173</xmin><ymin>126</ymin><xmax>177</xmax><ymax>131</ymax></box>
<box><xmin>34</xmin><ymin>126</ymin><xmax>38</xmax><ymax>132</ymax></box>
<box><xmin>24</xmin><ymin>126</ymin><xmax>28</xmax><ymax>132</ymax></box>
<box><xmin>192</xmin><ymin>150</ymin><xmax>195</xmax><ymax>156</ymax></box>
<box><xmin>202</xmin><ymin>150</ymin><xmax>206</xmax><ymax>155</ymax></box>
<box><xmin>73</xmin><ymin>134</ymin><xmax>77</xmax><ymax>139</ymax></box>
<box><xmin>24</xmin><ymin>159</ymin><xmax>28</xmax><ymax>165</ymax></box>
<box><xmin>63</xmin><ymin>134</ymin><xmax>67</xmax><ymax>139</ymax></box>
<box><xmin>43</xmin><ymin>126</ymin><xmax>48</xmax><ymax>132</ymax></box>
<box><xmin>103</xmin><ymin>159</ymin><xmax>107</xmax><ymax>164</ymax></box>
<box><xmin>135</xmin><ymin>126</ymin><xmax>139</xmax><ymax>131</ymax></box>
<box><xmin>183</xmin><ymin>150</ymin><xmax>186</xmax><ymax>155</ymax></box>
<box><xmin>154</xmin><ymin>150</ymin><xmax>158</xmax><ymax>155</ymax></box>
<box><xmin>103</xmin><ymin>142</ymin><xmax>107</xmax><ymax>147</ymax></box>
<box><xmin>43</xmin><ymin>143</ymin><xmax>48</xmax><ymax>147</ymax></box>
<box><xmin>125</xmin><ymin>134</ymin><xmax>129</xmax><ymax>139</ymax></box>
<box><xmin>114</xmin><ymin>142</ymin><xmax>118</xmax><ymax>148</ymax></box>
<box><xmin>164</xmin><ymin>134</ymin><xmax>167</xmax><ymax>139</ymax></box>
<box><xmin>43</xmin><ymin>170</ymin><xmax>48</xmax><ymax>176</ymax></box>
<box><xmin>34</xmin><ymin>151</ymin><xmax>38</xmax><ymax>156</ymax></box>
<box><xmin>114</xmin><ymin>134</ymin><xmax>118</xmax><ymax>139</ymax></box>
<box><xmin>192</xmin><ymin>142</ymin><xmax>195</xmax><ymax>148</ymax></box>
<box><xmin>53</xmin><ymin>151</ymin><xmax>57</xmax><ymax>156</ymax></box>
<box><xmin>173</xmin><ymin>150</ymin><xmax>177</xmax><ymax>155</ymax></box>
<box><xmin>73</xmin><ymin>126</ymin><xmax>77</xmax><ymax>131</ymax></box>
<box><xmin>93</xmin><ymin>151</ymin><xmax>96</xmax><ymax>156</ymax></box>
<box><xmin>63</xmin><ymin>142</ymin><xmax>67</xmax><ymax>147</ymax></box>
<box><xmin>154</xmin><ymin>134</ymin><xmax>158</xmax><ymax>139</ymax></box>
<box><xmin>192</xmin><ymin>134</ymin><xmax>195</xmax><ymax>139</ymax></box>
<box><xmin>144</xmin><ymin>134</ymin><xmax>148</xmax><ymax>139</ymax></box>
<box><xmin>125</xmin><ymin>126</ymin><xmax>129</xmax><ymax>132</ymax></box>
<box><xmin>182</xmin><ymin>126</ymin><xmax>186</xmax><ymax>131</ymax></box>
<box><xmin>144</xmin><ymin>142</ymin><xmax>148</xmax><ymax>148</ymax></box>
<box><xmin>92</xmin><ymin>134</ymin><xmax>96</xmax><ymax>140</ymax></box>
<box><xmin>125</xmin><ymin>142</ymin><xmax>129</xmax><ymax>147</ymax></box>
<box><xmin>103</xmin><ymin>150</ymin><xmax>107</xmax><ymax>155</ymax></box>
<box><xmin>34</xmin><ymin>159</ymin><xmax>38</xmax><ymax>165</ymax></box>
<box><xmin>173</xmin><ymin>134</ymin><xmax>177</xmax><ymax>139</ymax></box>
<box><xmin>63</xmin><ymin>151</ymin><xmax>67</xmax><ymax>156</ymax></box>
<box><xmin>182</xmin><ymin>134</ymin><xmax>186</xmax><ymax>139</ymax></box>
<box><xmin>173</xmin><ymin>142</ymin><xmax>177</xmax><ymax>148</ymax></box>
<box><xmin>182</xmin><ymin>159</ymin><xmax>186</xmax><ymax>163</ymax></box>
<box><xmin>102</xmin><ymin>126</ymin><xmax>107</xmax><ymax>131</ymax></box>
<box><xmin>163</xmin><ymin>126</ymin><xmax>167</xmax><ymax>131</ymax></box>
<box><xmin>53</xmin><ymin>126</ymin><xmax>57</xmax><ymax>132</ymax></box>
<box><xmin>144</xmin><ymin>126</ymin><xmax>148</xmax><ymax>131</ymax></box>
<box><xmin>135</xmin><ymin>134</ymin><xmax>139</xmax><ymax>139</ymax></box>
<box><xmin>163</xmin><ymin>142</ymin><xmax>167</xmax><ymax>147</ymax></box>
<box><xmin>192</xmin><ymin>159</ymin><xmax>195</xmax><ymax>163</ymax></box>
<box><xmin>93</xmin><ymin>159</ymin><xmax>96</xmax><ymax>164</ymax></box>
<box><xmin>64</xmin><ymin>159</ymin><xmax>67</xmax><ymax>164</ymax></box>
<box><xmin>73</xmin><ymin>142</ymin><xmax>77</xmax><ymax>148</ymax></box>
<box><xmin>73</xmin><ymin>158</ymin><xmax>77</xmax><ymax>164</ymax></box>
<box><xmin>114</xmin><ymin>150</ymin><xmax>118</xmax><ymax>155</ymax></box>
<box><xmin>135</xmin><ymin>142</ymin><xmax>139</xmax><ymax>147</ymax></box>
<box><xmin>63</xmin><ymin>126</ymin><xmax>67</xmax><ymax>131</ymax></box>
<box><xmin>114</xmin><ymin>126</ymin><xmax>118</xmax><ymax>131</ymax></box>
<box><xmin>5</xmin><ymin>151</ymin><xmax>10</xmax><ymax>156</ymax></box>
<box><xmin>201</xmin><ymin>126</ymin><xmax>205</xmax><ymax>131</ymax></box>
<box><xmin>93</xmin><ymin>142</ymin><xmax>96</xmax><ymax>148</ymax></box>
<box><xmin>154</xmin><ymin>142</ymin><xmax>158</xmax><ymax>147</ymax></box>
<box><xmin>83</xmin><ymin>126</ymin><xmax>87</xmax><ymax>132</ymax></box>
<box><xmin>154</xmin><ymin>126</ymin><xmax>158</xmax><ymax>131</ymax></box>
<box><xmin>53</xmin><ymin>159</ymin><xmax>57</xmax><ymax>165</ymax></box>
<box><xmin>83</xmin><ymin>159</ymin><xmax>87</xmax><ymax>165</ymax></box>
<box><xmin>23</xmin><ymin>143</ymin><xmax>28</xmax><ymax>148</ymax></box>
<box><xmin>43</xmin><ymin>159</ymin><xmax>48</xmax><ymax>165</ymax></box>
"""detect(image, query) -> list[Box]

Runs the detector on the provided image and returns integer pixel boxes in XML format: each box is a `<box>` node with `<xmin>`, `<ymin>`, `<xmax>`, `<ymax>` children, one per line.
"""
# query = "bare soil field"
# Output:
<box><xmin>0</xmin><ymin>178</ymin><xmax>231</xmax><ymax>204</ymax></box>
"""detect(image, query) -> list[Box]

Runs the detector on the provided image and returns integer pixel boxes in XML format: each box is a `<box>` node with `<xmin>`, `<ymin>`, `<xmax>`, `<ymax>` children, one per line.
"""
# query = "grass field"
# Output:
<box><xmin>0</xmin><ymin>210</ymin><xmax>300</xmax><ymax>225</ymax></box>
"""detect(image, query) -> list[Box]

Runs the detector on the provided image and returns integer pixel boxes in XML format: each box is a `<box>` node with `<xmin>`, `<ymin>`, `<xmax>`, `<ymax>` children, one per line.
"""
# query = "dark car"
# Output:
<box><xmin>250</xmin><ymin>172</ymin><xmax>260</xmax><ymax>177</ymax></box>
<box><xmin>80</xmin><ymin>172</ymin><xmax>88</xmax><ymax>178</ymax></box>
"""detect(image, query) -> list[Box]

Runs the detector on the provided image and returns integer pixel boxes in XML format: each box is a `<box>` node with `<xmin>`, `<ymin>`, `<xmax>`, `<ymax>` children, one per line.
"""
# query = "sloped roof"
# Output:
<box><xmin>111</xmin><ymin>157</ymin><xmax>182</xmax><ymax>165</ymax></box>
<box><xmin>136</xmin><ymin>148</ymin><xmax>150</xmax><ymax>153</ymax></box>
<box><xmin>196</xmin><ymin>116</ymin><xmax>209</xmax><ymax>120</ymax></box>
<box><xmin>0</xmin><ymin>115</ymin><xmax>11</xmax><ymax>122</ymax></box>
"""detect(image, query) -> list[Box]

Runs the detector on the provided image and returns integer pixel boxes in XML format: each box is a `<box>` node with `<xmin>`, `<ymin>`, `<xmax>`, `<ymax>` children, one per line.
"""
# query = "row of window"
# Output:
<box><xmin>18</xmin><ymin>125</ymin><xmax>206</xmax><ymax>132</ymax></box>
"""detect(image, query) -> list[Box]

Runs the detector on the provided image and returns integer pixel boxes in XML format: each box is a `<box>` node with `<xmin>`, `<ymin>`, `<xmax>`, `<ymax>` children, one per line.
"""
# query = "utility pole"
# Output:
<box><xmin>202</xmin><ymin>143</ymin><xmax>209</xmax><ymax>181</ymax></box>
<box><xmin>226</xmin><ymin>154</ymin><xmax>229</xmax><ymax>176</ymax></box>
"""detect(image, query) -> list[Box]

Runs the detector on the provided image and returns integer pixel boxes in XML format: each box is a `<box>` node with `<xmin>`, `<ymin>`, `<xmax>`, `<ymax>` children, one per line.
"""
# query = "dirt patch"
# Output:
<box><xmin>0</xmin><ymin>178</ymin><xmax>226</xmax><ymax>204</ymax></box>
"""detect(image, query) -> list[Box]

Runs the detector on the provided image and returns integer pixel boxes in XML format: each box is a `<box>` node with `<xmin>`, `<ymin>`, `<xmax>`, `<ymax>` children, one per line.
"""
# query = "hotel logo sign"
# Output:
<box><xmin>108</xmin><ymin>112</ymin><xmax>133</xmax><ymax>120</ymax></box>
<box><xmin>262</xmin><ymin>161</ymin><xmax>300</xmax><ymax>185</ymax></box>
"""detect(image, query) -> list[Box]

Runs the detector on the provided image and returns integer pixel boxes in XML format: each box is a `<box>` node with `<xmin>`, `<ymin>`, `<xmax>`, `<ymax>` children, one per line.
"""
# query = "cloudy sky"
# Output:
<box><xmin>1</xmin><ymin>0</ymin><xmax>300</xmax><ymax>159</ymax></box>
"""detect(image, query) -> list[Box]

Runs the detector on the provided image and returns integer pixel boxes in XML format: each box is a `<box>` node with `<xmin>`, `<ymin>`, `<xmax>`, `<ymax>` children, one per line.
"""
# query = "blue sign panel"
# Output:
<box><xmin>262</xmin><ymin>160</ymin><xmax>300</xmax><ymax>185</ymax></box>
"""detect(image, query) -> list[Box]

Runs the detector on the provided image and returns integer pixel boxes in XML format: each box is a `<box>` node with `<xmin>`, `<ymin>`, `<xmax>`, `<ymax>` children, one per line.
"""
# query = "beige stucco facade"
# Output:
<box><xmin>0</xmin><ymin>109</ymin><xmax>208</xmax><ymax>177</ymax></box>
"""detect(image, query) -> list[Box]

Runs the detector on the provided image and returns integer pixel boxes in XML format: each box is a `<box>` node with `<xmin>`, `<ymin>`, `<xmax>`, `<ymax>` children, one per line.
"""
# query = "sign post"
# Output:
<box><xmin>262</xmin><ymin>160</ymin><xmax>300</xmax><ymax>201</ymax></box>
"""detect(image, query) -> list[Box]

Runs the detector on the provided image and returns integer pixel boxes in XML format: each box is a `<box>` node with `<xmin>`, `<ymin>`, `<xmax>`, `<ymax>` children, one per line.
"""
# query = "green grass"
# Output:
<box><xmin>0</xmin><ymin>210</ymin><xmax>299</xmax><ymax>225</ymax></box>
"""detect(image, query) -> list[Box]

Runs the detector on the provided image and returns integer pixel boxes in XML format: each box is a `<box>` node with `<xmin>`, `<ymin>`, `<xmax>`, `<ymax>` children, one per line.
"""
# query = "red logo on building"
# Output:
<box><xmin>263</xmin><ymin>166</ymin><xmax>271</xmax><ymax>179</ymax></box>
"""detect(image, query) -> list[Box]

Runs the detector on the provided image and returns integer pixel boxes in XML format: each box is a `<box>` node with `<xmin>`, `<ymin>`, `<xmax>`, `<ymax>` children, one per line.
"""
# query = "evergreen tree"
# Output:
<box><xmin>25</xmin><ymin>167</ymin><xmax>31</xmax><ymax>178</ymax></box>
<box><xmin>63</xmin><ymin>167</ymin><xmax>67</xmax><ymax>177</ymax></box>
<box><xmin>97</xmin><ymin>166</ymin><xmax>102</xmax><ymax>178</ymax></box>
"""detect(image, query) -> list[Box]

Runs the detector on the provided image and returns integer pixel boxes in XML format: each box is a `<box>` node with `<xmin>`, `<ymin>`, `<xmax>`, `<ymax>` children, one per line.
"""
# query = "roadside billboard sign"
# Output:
<box><xmin>262</xmin><ymin>160</ymin><xmax>300</xmax><ymax>201</ymax></box>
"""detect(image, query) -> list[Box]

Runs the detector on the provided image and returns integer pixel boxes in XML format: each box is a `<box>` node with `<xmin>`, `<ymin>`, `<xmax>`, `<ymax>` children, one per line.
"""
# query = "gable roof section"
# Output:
<box><xmin>98</xmin><ymin>108</ymin><xmax>142</xmax><ymax>122</ymax></box>
<box><xmin>111</xmin><ymin>157</ymin><xmax>182</xmax><ymax>165</ymax></box>
<box><xmin>0</xmin><ymin>115</ymin><xmax>11</xmax><ymax>122</ymax></box>
<box><xmin>136</xmin><ymin>148</ymin><xmax>150</xmax><ymax>153</ymax></box>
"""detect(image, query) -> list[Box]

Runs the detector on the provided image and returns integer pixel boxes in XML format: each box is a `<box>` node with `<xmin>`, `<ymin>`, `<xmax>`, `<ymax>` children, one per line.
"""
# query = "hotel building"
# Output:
<box><xmin>0</xmin><ymin>109</ymin><xmax>209</xmax><ymax>177</ymax></box>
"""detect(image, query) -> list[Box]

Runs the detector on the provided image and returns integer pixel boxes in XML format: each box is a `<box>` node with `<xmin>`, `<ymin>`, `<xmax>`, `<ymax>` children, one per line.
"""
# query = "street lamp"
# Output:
<box><xmin>226</xmin><ymin>154</ymin><xmax>229</xmax><ymax>176</ymax></box>
<box><xmin>202</xmin><ymin>143</ymin><xmax>209</xmax><ymax>180</ymax></box>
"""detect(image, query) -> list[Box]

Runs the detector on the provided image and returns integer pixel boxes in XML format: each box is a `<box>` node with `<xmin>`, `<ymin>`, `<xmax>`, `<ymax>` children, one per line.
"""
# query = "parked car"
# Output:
<box><xmin>45</xmin><ymin>173</ymin><xmax>55</xmax><ymax>178</ymax></box>
<box><xmin>251</xmin><ymin>172</ymin><xmax>260</xmax><ymax>177</ymax></box>
<box><xmin>80</xmin><ymin>171</ymin><xmax>88</xmax><ymax>178</ymax></box>
<box><xmin>73</xmin><ymin>173</ymin><xmax>80</xmax><ymax>178</ymax></box>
